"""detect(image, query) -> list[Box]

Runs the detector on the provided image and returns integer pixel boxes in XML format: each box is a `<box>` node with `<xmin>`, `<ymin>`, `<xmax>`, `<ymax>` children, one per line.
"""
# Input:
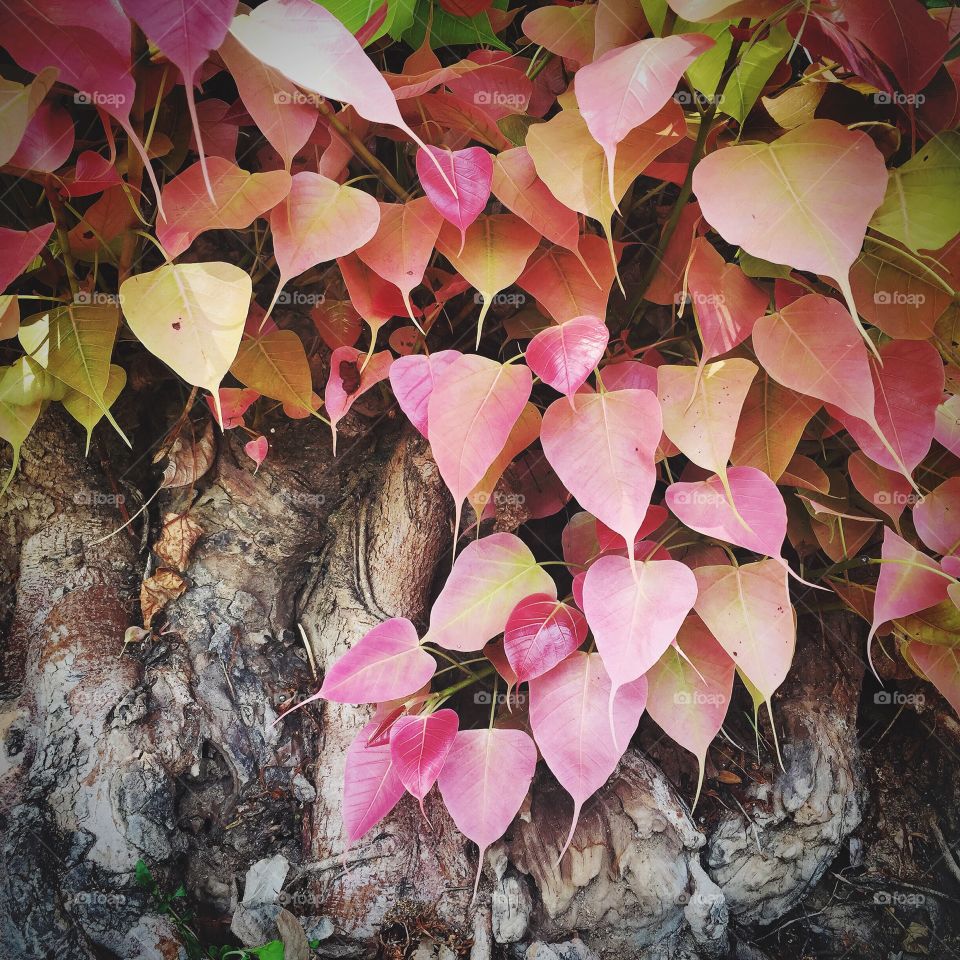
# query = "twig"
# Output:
<box><xmin>318</xmin><ymin>100</ymin><xmax>410</xmax><ymax>201</ymax></box>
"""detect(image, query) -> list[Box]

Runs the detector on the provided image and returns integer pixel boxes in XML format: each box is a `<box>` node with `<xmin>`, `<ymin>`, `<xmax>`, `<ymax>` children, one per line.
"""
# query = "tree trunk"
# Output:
<box><xmin>2</xmin><ymin>409</ymin><xmax>958</xmax><ymax>960</ymax></box>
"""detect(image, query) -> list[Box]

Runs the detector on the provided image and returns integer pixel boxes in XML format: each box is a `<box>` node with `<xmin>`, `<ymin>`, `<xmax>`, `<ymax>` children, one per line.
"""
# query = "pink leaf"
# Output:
<box><xmin>244</xmin><ymin>436</ymin><xmax>268</xmax><ymax>471</ymax></box>
<box><xmin>913</xmin><ymin>478</ymin><xmax>960</xmax><ymax>558</ymax></box>
<box><xmin>206</xmin><ymin>388</ymin><xmax>259</xmax><ymax>430</ymax></box>
<box><xmin>415</xmin><ymin>146</ymin><xmax>493</xmax><ymax>250</ymax></box>
<box><xmin>9</xmin><ymin>101</ymin><xmax>74</xmax><ymax>173</ymax></box>
<box><xmin>526</xmin><ymin>316</ymin><xmax>609</xmax><ymax>402</ymax></box>
<box><xmin>427</xmin><ymin>355</ymin><xmax>532</xmax><ymax>536</ymax></box>
<box><xmin>870</xmin><ymin>528</ymin><xmax>950</xmax><ymax>653</ymax></box>
<box><xmin>120</xmin><ymin>0</ymin><xmax>235</xmax><ymax>202</ymax></box>
<box><xmin>848</xmin><ymin>452</ymin><xmax>913</xmax><ymax>524</ymax></box>
<box><xmin>582</xmin><ymin>554</ymin><xmax>698</xmax><ymax>709</ymax></box>
<box><xmin>665</xmin><ymin>467</ymin><xmax>787</xmax><ymax>558</ymax></box>
<box><xmin>270</xmin><ymin>172</ymin><xmax>381</xmax><ymax>308</ymax></box>
<box><xmin>343</xmin><ymin>719</ymin><xmax>406</xmax><ymax>843</ymax></box>
<box><xmin>425</xmin><ymin>533</ymin><xmax>556</xmax><ymax>652</ymax></box>
<box><xmin>158</xmin><ymin>158</ymin><xmax>292</xmax><ymax>260</ymax></box>
<box><xmin>62</xmin><ymin>150</ymin><xmax>123</xmax><ymax>198</ymax></box>
<box><xmin>230</xmin><ymin>0</ymin><xmax>449</xmax><ymax>187</ymax></box>
<box><xmin>324</xmin><ymin>347</ymin><xmax>393</xmax><ymax>454</ymax></box>
<box><xmin>389</xmin><ymin>709</ymin><xmax>459</xmax><ymax>817</ymax></box>
<box><xmin>0</xmin><ymin>223</ymin><xmax>54</xmax><ymax>293</ymax></box>
<box><xmin>356</xmin><ymin>198</ymin><xmax>444</xmax><ymax>326</ymax></box>
<box><xmin>320</xmin><ymin>618</ymin><xmax>436</xmax><ymax>704</ymax></box>
<box><xmin>909</xmin><ymin>642</ymin><xmax>960</xmax><ymax>716</ymax></box>
<box><xmin>529</xmin><ymin>651</ymin><xmax>647</xmax><ymax>858</ymax></box>
<box><xmin>219</xmin><ymin>32</ymin><xmax>318</xmax><ymax>170</ymax></box>
<box><xmin>645</xmin><ymin>614</ymin><xmax>735</xmax><ymax>806</ymax></box>
<box><xmin>575</xmin><ymin>34</ymin><xmax>714</xmax><ymax>207</ymax></box>
<box><xmin>692</xmin><ymin>120</ymin><xmax>888</xmax><ymax>347</ymax></box>
<box><xmin>693</xmin><ymin>560</ymin><xmax>795</xmax><ymax>705</ymax></box>
<box><xmin>827</xmin><ymin>340</ymin><xmax>944</xmax><ymax>475</ymax></box>
<box><xmin>540</xmin><ymin>389</ymin><xmax>661</xmax><ymax>563</ymax></box>
<box><xmin>389</xmin><ymin>350</ymin><xmax>462</xmax><ymax>438</ymax></box>
<box><xmin>491</xmin><ymin>147</ymin><xmax>582</xmax><ymax>259</ymax></box>
<box><xmin>504</xmin><ymin>594</ymin><xmax>588</xmax><ymax>683</ymax></box>
<box><xmin>437</xmin><ymin>728</ymin><xmax>537</xmax><ymax>896</ymax></box>
<box><xmin>687</xmin><ymin>237</ymin><xmax>768</xmax><ymax>364</ymax></box>
<box><xmin>657</xmin><ymin>359</ymin><xmax>757</xmax><ymax>483</ymax></box>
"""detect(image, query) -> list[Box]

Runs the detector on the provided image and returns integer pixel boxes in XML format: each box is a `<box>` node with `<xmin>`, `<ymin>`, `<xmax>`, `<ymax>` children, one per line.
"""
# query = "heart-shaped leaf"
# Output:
<box><xmin>356</xmin><ymin>198</ymin><xmax>444</xmax><ymax>328</ymax></box>
<box><xmin>541</xmin><ymin>389</ymin><xmax>662</xmax><ymax>563</ymax></box>
<box><xmin>529</xmin><ymin>651</ymin><xmax>647</xmax><ymax>858</ymax></box>
<box><xmin>324</xmin><ymin>346</ymin><xmax>392</xmax><ymax>453</ymax></box>
<box><xmin>157</xmin><ymin>158</ymin><xmax>291</xmax><ymax>259</ymax></box>
<box><xmin>427</xmin><ymin>355</ymin><xmax>532</xmax><ymax>536</ymax></box>
<box><xmin>666</xmin><ymin>466</ymin><xmax>787</xmax><ymax>558</ymax></box>
<box><xmin>693</xmin><ymin>560</ymin><xmax>795</xmax><ymax>706</ymax></box>
<box><xmin>504</xmin><ymin>594</ymin><xmax>587</xmax><ymax>683</ymax></box>
<box><xmin>389</xmin><ymin>350</ymin><xmax>462</xmax><ymax>438</ymax></box>
<box><xmin>320</xmin><ymin>617</ymin><xmax>437</xmax><ymax>704</ymax></box>
<box><xmin>913</xmin><ymin>478</ymin><xmax>960</xmax><ymax>558</ymax></box>
<box><xmin>389</xmin><ymin>708</ymin><xmax>459</xmax><ymax>818</ymax></box>
<box><xmin>416</xmin><ymin>146</ymin><xmax>493</xmax><ymax>250</ymax></box>
<box><xmin>436</xmin><ymin>214</ymin><xmax>541</xmax><ymax>345</ymax></box>
<box><xmin>575</xmin><ymin>34</ymin><xmax>714</xmax><ymax>207</ymax></box>
<box><xmin>0</xmin><ymin>223</ymin><xmax>54</xmax><ymax>292</ymax></box>
<box><xmin>693</xmin><ymin>120</ymin><xmax>888</xmax><ymax>349</ymax></box>
<box><xmin>270</xmin><ymin>172</ymin><xmax>381</xmax><ymax>313</ymax></box>
<box><xmin>343</xmin><ymin>718</ymin><xmax>407</xmax><ymax>843</ymax></box>
<box><xmin>425</xmin><ymin>532</ymin><xmax>556</xmax><ymax>652</ymax></box>
<box><xmin>645</xmin><ymin>614</ymin><xmax>735</xmax><ymax>807</ymax></box>
<box><xmin>525</xmin><ymin>315</ymin><xmax>609</xmax><ymax>402</ymax></box>
<box><xmin>231</xmin><ymin>329</ymin><xmax>316</xmax><ymax>417</ymax></box>
<box><xmin>119</xmin><ymin>262</ymin><xmax>251</xmax><ymax>425</ymax></box>
<box><xmin>583</xmin><ymin>554</ymin><xmax>698</xmax><ymax>711</ymax></box>
<box><xmin>437</xmin><ymin>727</ymin><xmax>537</xmax><ymax>896</ymax></box>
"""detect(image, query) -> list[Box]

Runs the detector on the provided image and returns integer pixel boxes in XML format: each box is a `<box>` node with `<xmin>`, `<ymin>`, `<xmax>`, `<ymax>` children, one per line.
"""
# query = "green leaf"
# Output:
<box><xmin>870</xmin><ymin>131</ymin><xmax>960</xmax><ymax>252</ymax></box>
<box><xmin>683</xmin><ymin>20</ymin><xmax>790</xmax><ymax>123</ymax></box>
<box><xmin>737</xmin><ymin>250</ymin><xmax>794</xmax><ymax>280</ymax></box>
<box><xmin>135</xmin><ymin>859</ymin><xmax>153</xmax><ymax>888</ymax></box>
<box><xmin>314</xmin><ymin>0</ymin><xmax>415</xmax><ymax>44</ymax></box>
<box><xmin>62</xmin><ymin>364</ymin><xmax>126</xmax><ymax>454</ymax></box>
<box><xmin>251</xmin><ymin>942</ymin><xmax>285</xmax><ymax>960</ymax></box>
<box><xmin>41</xmin><ymin>303</ymin><xmax>129</xmax><ymax>444</ymax></box>
<box><xmin>230</xmin><ymin>329</ymin><xmax>317</xmax><ymax>416</ymax></box>
<box><xmin>403</xmin><ymin>0</ymin><xmax>510</xmax><ymax>51</ymax></box>
<box><xmin>0</xmin><ymin>356</ymin><xmax>68</xmax><ymax>405</ymax></box>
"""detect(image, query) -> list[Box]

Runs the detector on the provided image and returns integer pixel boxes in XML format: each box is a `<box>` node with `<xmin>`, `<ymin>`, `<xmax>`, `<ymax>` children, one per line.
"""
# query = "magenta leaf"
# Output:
<box><xmin>319</xmin><ymin>617</ymin><xmax>437</xmax><ymax>704</ymax></box>
<box><xmin>415</xmin><ymin>146</ymin><xmax>493</xmax><ymax>250</ymax></box>
<box><xmin>324</xmin><ymin>346</ymin><xmax>392</xmax><ymax>454</ymax></box>
<box><xmin>529</xmin><ymin>651</ymin><xmax>647</xmax><ymax>858</ymax></box>
<box><xmin>693</xmin><ymin>560</ymin><xmax>795</xmax><ymax>706</ymax></box>
<box><xmin>504</xmin><ymin>594</ymin><xmax>587</xmax><ymax>683</ymax></box>
<box><xmin>0</xmin><ymin>223</ymin><xmax>54</xmax><ymax>293</ymax></box>
<box><xmin>540</xmin><ymin>389</ymin><xmax>661</xmax><ymax>563</ymax></box>
<box><xmin>665</xmin><ymin>466</ymin><xmax>787</xmax><ymax>558</ymax></box>
<box><xmin>437</xmin><ymin>728</ymin><xmax>538</xmax><ymax>897</ymax></box>
<box><xmin>525</xmin><ymin>316</ymin><xmax>609</xmax><ymax>403</ymax></box>
<box><xmin>343</xmin><ymin>719</ymin><xmax>407</xmax><ymax>843</ymax></box>
<box><xmin>869</xmin><ymin>529</ymin><xmax>950</xmax><ymax>661</ymax></box>
<box><xmin>575</xmin><ymin>34</ymin><xmax>714</xmax><ymax>207</ymax></box>
<box><xmin>244</xmin><ymin>436</ymin><xmax>268</xmax><ymax>472</ymax></box>
<box><xmin>913</xmin><ymin>478</ymin><xmax>960</xmax><ymax>558</ymax></box>
<box><xmin>389</xmin><ymin>350</ymin><xmax>462</xmax><ymax>438</ymax></box>
<box><xmin>120</xmin><ymin>0</ymin><xmax>236</xmax><ymax>202</ymax></box>
<box><xmin>389</xmin><ymin>709</ymin><xmax>459</xmax><ymax>818</ymax></box>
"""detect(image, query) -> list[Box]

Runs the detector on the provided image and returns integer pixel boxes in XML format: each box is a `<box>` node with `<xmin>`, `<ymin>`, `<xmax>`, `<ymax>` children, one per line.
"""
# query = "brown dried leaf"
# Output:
<box><xmin>156</xmin><ymin>419</ymin><xmax>216</xmax><ymax>488</ymax></box>
<box><xmin>141</xmin><ymin>568</ymin><xmax>187</xmax><ymax>628</ymax></box>
<box><xmin>154</xmin><ymin>512</ymin><xmax>203</xmax><ymax>571</ymax></box>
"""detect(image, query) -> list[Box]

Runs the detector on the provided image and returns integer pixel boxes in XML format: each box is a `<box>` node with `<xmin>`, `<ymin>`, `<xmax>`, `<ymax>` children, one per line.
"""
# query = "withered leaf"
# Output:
<box><xmin>156</xmin><ymin>419</ymin><xmax>216</xmax><ymax>488</ymax></box>
<box><xmin>154</xmin><ymin>512</ymin><xmax>203</xmax><ymax>571</ymax></box>
<box><xmin>141</xmin><ymin>568</ymin><xmax>187</xmax><ymax>628</ymax></box>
